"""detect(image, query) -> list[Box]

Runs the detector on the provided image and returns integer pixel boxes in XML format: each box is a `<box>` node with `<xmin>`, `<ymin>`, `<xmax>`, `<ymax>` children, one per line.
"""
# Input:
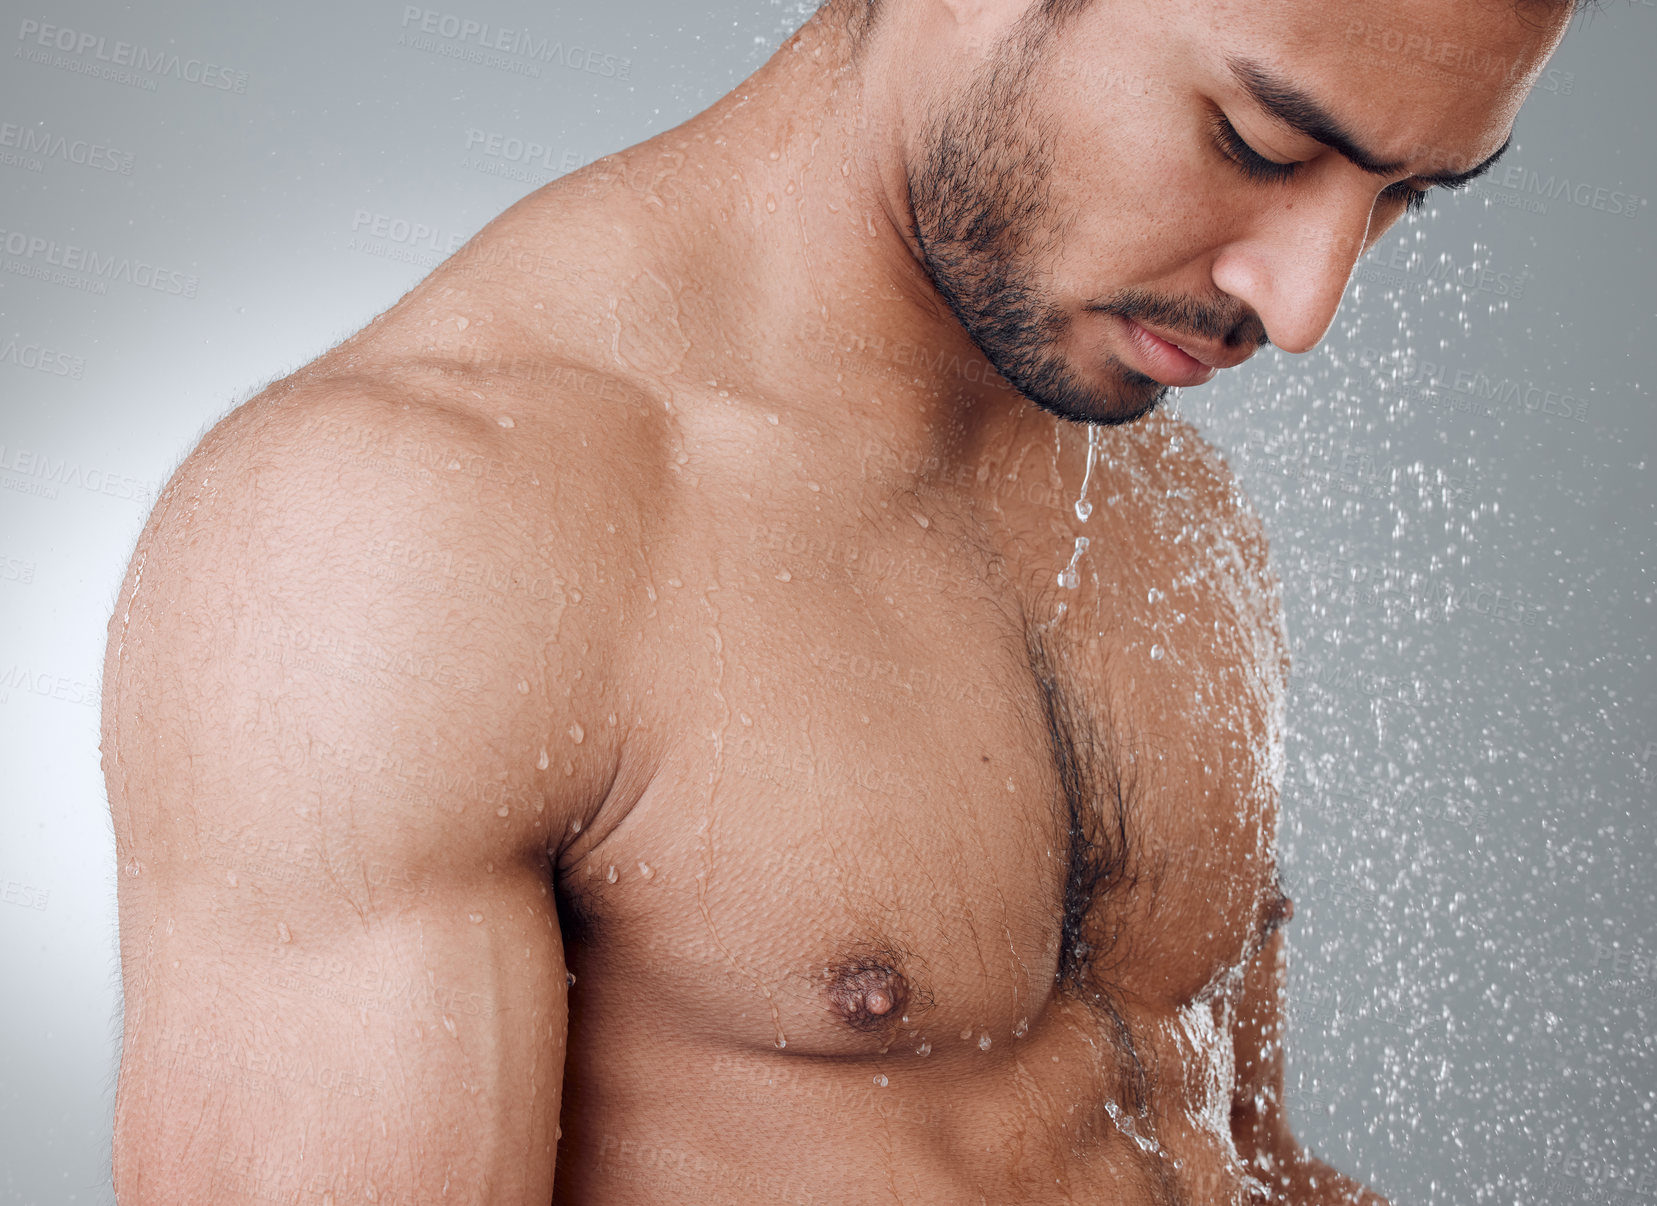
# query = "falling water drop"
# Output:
<box><xmin>1057</xmin><ymin>536</ymin><xmax>1090</xmax><ymax>589</ymax></box>
<box><xmin>1075</xmin><ymin>425</ymin><xmax>1102</xmax><ymax>521</ymax></box>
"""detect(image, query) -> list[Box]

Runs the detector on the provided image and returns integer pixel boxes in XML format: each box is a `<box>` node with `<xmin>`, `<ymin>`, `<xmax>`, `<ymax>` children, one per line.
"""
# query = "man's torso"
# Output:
<box><xmin>271</xmin><ymin>165</ymin><xmax>1290</xmax><ymax>1204</ymax></box>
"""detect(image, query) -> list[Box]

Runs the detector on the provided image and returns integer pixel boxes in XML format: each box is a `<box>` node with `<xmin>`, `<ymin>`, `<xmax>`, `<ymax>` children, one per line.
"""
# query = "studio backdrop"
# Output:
<box><xmin>0</xmin><ymin>0</ymin><xmax>1651</xmax><ymax>1202</ymax></box>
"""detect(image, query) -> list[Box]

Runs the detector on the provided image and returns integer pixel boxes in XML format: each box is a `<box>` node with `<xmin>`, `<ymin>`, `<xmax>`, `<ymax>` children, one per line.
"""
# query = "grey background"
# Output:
<box><xmin>0</xmin><ymin>0</ymin><xmax>1650</xmax><ymax>1202</ymax></box>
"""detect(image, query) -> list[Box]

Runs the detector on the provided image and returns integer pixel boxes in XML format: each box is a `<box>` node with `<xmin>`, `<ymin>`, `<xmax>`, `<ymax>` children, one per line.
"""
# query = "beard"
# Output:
<box><xmin>905</xmin><ymin>14</ymin><xmax>1259</xmax><ymax>426</ymax></box>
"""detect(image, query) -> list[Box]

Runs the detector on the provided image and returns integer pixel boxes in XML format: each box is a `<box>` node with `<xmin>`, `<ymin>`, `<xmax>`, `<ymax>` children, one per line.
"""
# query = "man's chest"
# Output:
<box><xmin>557</xmin><ymin>471</ymin><xmax>1284</xmax><ymax>1069</ymax></box>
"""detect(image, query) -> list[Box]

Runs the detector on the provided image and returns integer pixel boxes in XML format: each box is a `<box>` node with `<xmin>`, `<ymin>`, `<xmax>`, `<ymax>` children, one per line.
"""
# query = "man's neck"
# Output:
<box><xmin>586</xmin><ymin>3</ymin><xmax>1051</xmax><ymax>488</ymax></box>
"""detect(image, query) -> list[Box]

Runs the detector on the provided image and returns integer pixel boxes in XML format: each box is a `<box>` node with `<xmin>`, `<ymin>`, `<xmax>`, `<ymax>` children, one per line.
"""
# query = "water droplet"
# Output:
<box><xmin>873</xmin><ymin>1073</ymin><xmax>888</xmax><ymax>1087</ymax></box>
<box><xmin>124</xmin><ymin>858</ymin><xmax>141</xmax><ymax>877</ymax></box>
<box><xmin>606</xmin><ymin>865</ymin><xmax>618</xmax><ymax>883</ymax></box>
<box><xmin>1014</xmin><ymin>1017</ymin><xmax>1029</xmax><ymax>1038</ymax></box>
<box><xmin>277</xmin><ymin>922</ymin><xmax>292</xmax><ymax>944</ymax></box>
<box><xmin>468</xmin><ymin>912</ymin><xmax>483</xmax><ymax>924</ymax></box>
<box><xmin>912</xmin><ymin>512</ymin><xmax>929</xmax><ymax>528</ymax></box>
<box><xmin>568</xmin><ymin>722</ymin><xmax>585</xmax><ymax>744</ymax></box>
<box><xmin>766</xmin><ymin>414</ymin><xmax>779</xmax><ymax>425</ymax></box>
<box><xmin>566</xmin><ymin>971</ymin><xmax>576</xmax><ymax>987</ymax></box>
<box><xmin>638</xmin><ymin>861</ymin><xmax>655</xmax><ymax>879</ymax></box>
<box><xmin>916</xmin><ymin>1040</ymin><xmax>932</xmax><ymax>1057</ymax></box>
<box><xmin>959</xmin><ymin>1027</ymin><xmax>973</xmax><ymax>1040</ymax></box>
<box><xmin>225</xmin><ymin>870</ymin><xmax>238</xmax><ymax>887</ymax></box>
<box><xmin>538</xmin><ymin>747</ymin><xmax>549</xmax><ymax>770</ymax></box>
<box><xmin>571</xmin><ymin>819</ymin><xmax>582</xmax><ymax>833</ymax></box>
<box><xmin>454</xmin><ymin>315</ymin><xmax>469</xmax><ymax>330</ymax></box>
<box><xmin>496</xmin><ymin>415</ymin><xmax>515</xmax><ymax>428</ymax></box>
<box><xmin>496</xmin><ymin>804</ymin><xmax>511</xmax><ymax>817</ymax></box>
<box><xmin>774</xmin><ymin>1036</ymin><xmax>787</xmax><ymax>1049</ymax></box>
<box><xmin>442</xmin><ymin>1013</ymin><xmax>457</xmax><ymax>1037</ymax></box>
<box><xmin>517</xmin><ymin>679</ymin><xmax>530</xmax><ymax>694</ymax></box>
<box><xmin>978</xmin><ymin>1032</ymin><xmax>992</xmax><ymax>1051</ymax></box>
<box><xmin>1056</xmin><ymin>536</ymin><xmax>1090</xmax><ymax>590</ymax></box>
<box><xmin>1150</xmin><ymin>644</ymin><xmax>1165</xmax><ymax>661</ymax></box>
<box><xmin>776</xmin><ymin>569</ymin><xmax>792</xmax><ymax>582</ymax></box>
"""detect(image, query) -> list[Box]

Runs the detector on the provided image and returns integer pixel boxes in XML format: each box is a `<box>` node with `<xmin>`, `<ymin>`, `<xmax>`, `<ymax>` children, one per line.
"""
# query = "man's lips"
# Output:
<box><xmin>1117</xmin><ymin>317</ymin><xmax>1218</xmax><ymax>388</ymax></box>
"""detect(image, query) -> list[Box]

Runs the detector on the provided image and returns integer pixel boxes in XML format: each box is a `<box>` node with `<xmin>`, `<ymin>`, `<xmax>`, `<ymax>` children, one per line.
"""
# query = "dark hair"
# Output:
<box><xmin>838</xmin><ymin>0</ymin><xmax>1599</xmax><ymax>34</ymax></box>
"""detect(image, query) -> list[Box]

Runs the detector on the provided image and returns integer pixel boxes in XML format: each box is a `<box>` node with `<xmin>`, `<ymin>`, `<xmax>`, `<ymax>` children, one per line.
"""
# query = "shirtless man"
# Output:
<box><xmin>102</xmin><ymin>0</ymin><xmax>1577</xmax><ymax>1200</ymax></box>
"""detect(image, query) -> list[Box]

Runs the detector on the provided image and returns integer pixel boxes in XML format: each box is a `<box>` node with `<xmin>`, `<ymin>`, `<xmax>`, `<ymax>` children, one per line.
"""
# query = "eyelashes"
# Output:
<box><xmin>1385</xmin><ymin>181</ymin><xmax>1435</xmax><ymax>215</ymax></box>
<box><xmin>1209</xmin><ymin>110</ymin><xmax>1303</xmax><ymax>186</ymax></box>
<box><xmin>1209</xmin><ymin>109</ymin><xmax>1452</xmax><ymax>216</ymax></box>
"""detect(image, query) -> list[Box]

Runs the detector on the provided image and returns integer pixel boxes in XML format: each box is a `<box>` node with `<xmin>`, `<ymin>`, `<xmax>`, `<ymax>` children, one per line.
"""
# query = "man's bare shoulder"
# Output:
<box><xmin>130</xmin><ymin>365</ymin><xmax>670</xmax><ymax>609</ymax></box>
<box><xmin>102</xmin><ymin>370</ymin><xmax>672</xmax><ymax>838</ymax></box>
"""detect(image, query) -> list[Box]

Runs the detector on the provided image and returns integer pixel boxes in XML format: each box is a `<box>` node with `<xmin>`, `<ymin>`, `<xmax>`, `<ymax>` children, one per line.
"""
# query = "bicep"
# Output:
<box><xmin>105</xmin><ymin>396</ymin><xmax>610</xmax><ymax>1204</ymax></box>
<box><xmin>116</xmin><ymin>872</ymin><xmax>568</xmax><ymax>1205</ymax></box>
<box><xmin>1229</xmin><ymin>931</ymin><xmax>1393</xmax><ymax>1205</ymax></box>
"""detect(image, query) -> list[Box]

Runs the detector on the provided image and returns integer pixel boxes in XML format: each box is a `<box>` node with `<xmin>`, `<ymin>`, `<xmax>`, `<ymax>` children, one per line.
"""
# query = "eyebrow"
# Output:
<box><xmin>1225</xmin><ymin>56</ymin><xmax>1513</xmax><ymax>187</ymax></box>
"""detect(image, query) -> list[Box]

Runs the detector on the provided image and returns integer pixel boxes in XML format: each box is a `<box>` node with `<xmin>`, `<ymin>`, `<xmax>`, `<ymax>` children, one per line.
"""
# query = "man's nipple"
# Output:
<box><xmin>826</xmin><ymin>963</ymin><xmax>911</xmax><ymax>1032</ymax></box>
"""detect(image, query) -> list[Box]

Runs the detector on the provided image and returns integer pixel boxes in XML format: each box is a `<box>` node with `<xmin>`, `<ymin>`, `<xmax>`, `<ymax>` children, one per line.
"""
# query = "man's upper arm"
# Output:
<box><xmin>102</xmin><ymin>391</ymin><xmax>620</xmax><ymax>1204</ymax></box>
<box><xmin>1230</xmin><ymin>923</ymin><xmax>1393</xmax><ymax>1204</ymax></box>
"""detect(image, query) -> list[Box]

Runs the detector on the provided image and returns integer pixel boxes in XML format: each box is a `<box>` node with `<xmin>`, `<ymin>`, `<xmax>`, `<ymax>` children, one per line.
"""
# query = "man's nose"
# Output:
<box><xmin>1209</xmin><ymin>193</ymin><xmax>1374</xmax><ymax>356</ymax></box>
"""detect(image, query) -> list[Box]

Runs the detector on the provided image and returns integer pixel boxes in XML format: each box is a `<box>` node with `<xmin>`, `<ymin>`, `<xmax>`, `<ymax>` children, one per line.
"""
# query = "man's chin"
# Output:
<box><xmin>1005</xmin><ymin>361</ymin><xmax>1169</xmax><ymax>428</ymax></box>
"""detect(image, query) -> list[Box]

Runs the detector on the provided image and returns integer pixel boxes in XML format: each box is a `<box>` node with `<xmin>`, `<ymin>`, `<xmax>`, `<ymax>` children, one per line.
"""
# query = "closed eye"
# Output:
<box><xmin>1211</xmin><ymin>106</ymin><xmax>1471</xmax><ymax>218</ymax></box>
<box><xmin>1209</xmin><ymin>109</ymin><xmax>1303</xmax><ymax>186</ymax></box>
<box><xmin>1381</xmin><ymin>176</ymin><xmax>1473</xmax><ymax>217</ymax></box>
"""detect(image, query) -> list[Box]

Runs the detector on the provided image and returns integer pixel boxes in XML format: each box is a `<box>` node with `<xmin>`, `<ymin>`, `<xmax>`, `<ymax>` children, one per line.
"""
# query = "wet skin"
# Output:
<box><xmin>104</xmin><ymin>0</ymin><xmax>1569</xmax><ymax>1202</ymax></box>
